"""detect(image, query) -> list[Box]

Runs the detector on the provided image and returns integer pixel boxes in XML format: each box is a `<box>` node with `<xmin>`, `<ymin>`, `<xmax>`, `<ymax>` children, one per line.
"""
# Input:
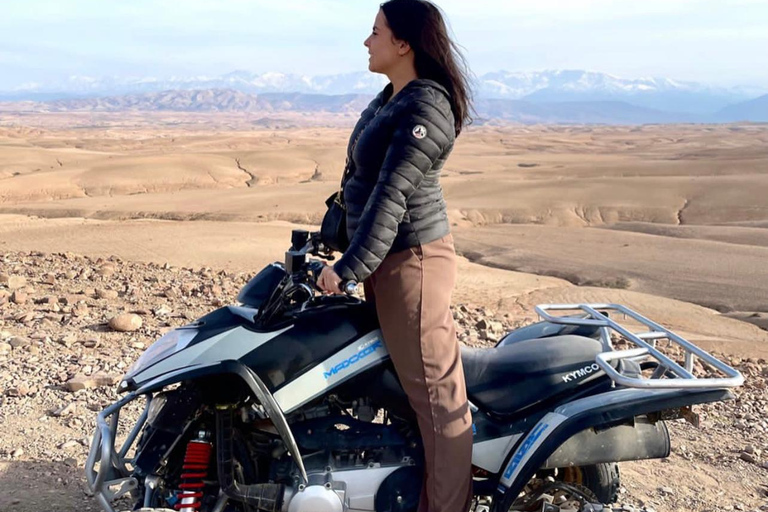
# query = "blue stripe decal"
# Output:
<box><xmin>502</xmin><ymin>422</ymin><xmax>549</xmax><ymax>480</ymax></box>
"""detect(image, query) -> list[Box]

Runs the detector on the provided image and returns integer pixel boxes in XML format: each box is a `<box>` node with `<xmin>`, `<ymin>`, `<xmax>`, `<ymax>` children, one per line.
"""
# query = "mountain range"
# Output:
<box><xmin>3</xmin><ymin>70</ymin><xmax>767</xmax><ymax>124</ymax></box>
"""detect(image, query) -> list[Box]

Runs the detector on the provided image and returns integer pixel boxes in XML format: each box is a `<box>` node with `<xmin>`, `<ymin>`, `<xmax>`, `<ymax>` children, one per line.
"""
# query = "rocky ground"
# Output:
<box><xmin>0</xmin><ymin>251</ymin><xmax>766</xmax><ymax>512</ymax></box>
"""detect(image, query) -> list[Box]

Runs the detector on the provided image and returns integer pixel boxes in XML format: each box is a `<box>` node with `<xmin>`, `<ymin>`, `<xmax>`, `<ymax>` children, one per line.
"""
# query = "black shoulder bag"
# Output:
<box><xmin>320</xmin><ymin>107</ymin><xmax>380</xmax><ymax>252</ymax></box>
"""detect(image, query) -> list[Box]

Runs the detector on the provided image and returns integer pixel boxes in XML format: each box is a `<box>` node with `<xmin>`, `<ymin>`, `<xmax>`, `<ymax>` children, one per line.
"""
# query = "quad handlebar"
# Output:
<box><xmin>287</xmin><ymin>230</ymin><xmax>358</xmax><ymax>295</ymax></box>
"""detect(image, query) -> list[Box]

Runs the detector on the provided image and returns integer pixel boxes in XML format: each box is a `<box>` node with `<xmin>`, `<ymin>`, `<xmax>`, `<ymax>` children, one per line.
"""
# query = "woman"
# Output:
<box><xmin>317</xmin><ymin>1</ymin><xmax>473</xmax><ymax>511</ymax></box>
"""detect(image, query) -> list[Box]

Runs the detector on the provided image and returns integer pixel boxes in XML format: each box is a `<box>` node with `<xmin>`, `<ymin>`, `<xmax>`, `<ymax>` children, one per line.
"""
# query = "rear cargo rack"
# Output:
<box><xmin>535</xmin><ymin>304</ymin><xmax>744</xmax><ymax>389</ymax></box>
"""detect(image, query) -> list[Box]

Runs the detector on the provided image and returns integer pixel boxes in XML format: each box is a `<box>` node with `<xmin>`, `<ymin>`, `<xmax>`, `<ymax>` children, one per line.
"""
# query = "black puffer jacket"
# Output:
<box><xmin>332</xmin><ymin>78</ymin><xmax>456</xmax><ymax>284</ymax></box>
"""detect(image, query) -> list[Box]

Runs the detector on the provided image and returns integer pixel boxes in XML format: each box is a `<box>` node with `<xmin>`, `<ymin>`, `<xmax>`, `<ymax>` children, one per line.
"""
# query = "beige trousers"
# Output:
<box><xmin>364</xmin><ymin>234</ymin><xmax>473</xmax><ymax>512</ymax></box>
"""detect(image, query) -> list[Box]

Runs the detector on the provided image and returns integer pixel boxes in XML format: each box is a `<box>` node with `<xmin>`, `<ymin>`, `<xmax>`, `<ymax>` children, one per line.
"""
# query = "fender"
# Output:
<box><xmin>493</xmin><ymin>387</ymin><xmax>733</xmax><ymax>503</ymax></box>
<box><xmin>135</xmin><ymin>359</ymin><xmax>309</xmax><ymax>483</ymax></box>
<box><xmin>87</xmin><ymin>358</ymin><xmax>312</xmax><ymax>508</ymax></box>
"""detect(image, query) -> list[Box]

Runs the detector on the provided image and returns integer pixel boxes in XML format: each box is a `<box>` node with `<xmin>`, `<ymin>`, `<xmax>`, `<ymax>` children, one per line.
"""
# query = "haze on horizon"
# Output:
<box><xmin>1</xmin><ymin>0</ymin><xmax>767</xmax><ymax>90</ymax></box>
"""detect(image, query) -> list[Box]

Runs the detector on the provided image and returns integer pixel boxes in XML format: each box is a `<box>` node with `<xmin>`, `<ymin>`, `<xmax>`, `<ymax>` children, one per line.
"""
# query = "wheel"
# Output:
<box><xmin>559</xmin><ymin>463</ymin><xmax>620</xmax><ymax>504</ymax></box>
<box><xmin>492</xmin><ymin>463</ymin><xmax>620</xmax><ymax>512</ymax></box>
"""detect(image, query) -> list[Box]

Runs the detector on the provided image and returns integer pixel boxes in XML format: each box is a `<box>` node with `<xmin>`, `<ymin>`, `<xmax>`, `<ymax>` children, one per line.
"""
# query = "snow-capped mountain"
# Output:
<box><xmin>476</xmin><ymin>70</ymin><xmax>761</xmax><ymax>114</ymax></box>
<box><xmin>479</xmin><ymin>70</ymin><xmax>710</xmax><ymax>98</ymax></box>
<box><xmin>5</xmin><ymin>71</ymin><xmax>390</xmax><ymax>98</ymax></box>
<box><xmin>3</xmin><ymin>69</ymin><xmax>767</xmax><ymax>122</ymax></box>
<box><xmin>5</xmin><ymin>69</ymin><xmax>764</xmax><ymax>106</ymax></box>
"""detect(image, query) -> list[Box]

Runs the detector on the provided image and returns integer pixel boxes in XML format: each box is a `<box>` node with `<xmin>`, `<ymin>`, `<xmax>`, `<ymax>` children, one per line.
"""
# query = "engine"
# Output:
<box><xmin>136</xmin><ymin>388</ymin><xmax>423</xmax><ymax>512</ymax></box>
<box><xmin>272</xmin><ymin>402</ymin><xmax>423</xmax><ymax>512</ymax></box>
<box><xmin>283</xmin><ymin>464</ymin><xmax>421</xmax><ymax>512</ymax></box>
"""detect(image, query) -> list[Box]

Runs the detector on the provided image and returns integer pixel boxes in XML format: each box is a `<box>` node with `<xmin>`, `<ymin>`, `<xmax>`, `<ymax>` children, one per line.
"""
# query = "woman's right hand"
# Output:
<box><xmin>317</xmin><ymin>264</ymin><xmax>343</xmax><ymax>295</ymax></box>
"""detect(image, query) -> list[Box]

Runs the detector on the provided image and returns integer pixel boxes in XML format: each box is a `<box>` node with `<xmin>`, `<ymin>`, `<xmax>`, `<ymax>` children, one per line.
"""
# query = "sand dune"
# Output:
<box><xmin>454</xmin><ymin>223</ymin><xmax>768</xmax><ymax>313</ymax></box>
<box><xmin>601</xmin><ymin>222</ymin><xmax>768</xmax><ymax>248</ymax></box>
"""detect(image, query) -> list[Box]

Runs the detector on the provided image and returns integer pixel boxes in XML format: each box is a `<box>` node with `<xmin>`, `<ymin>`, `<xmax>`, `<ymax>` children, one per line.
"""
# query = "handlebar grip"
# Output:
<box><xmin>342</xmin><ymin>281</ymin><xmax>358</xmax><ymax>295</ymax></box>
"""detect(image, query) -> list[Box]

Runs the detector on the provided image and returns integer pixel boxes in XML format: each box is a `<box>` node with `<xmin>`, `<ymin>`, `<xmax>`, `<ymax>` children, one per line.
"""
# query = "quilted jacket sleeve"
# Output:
<box><xmin>333</xmin><ymin>93</ymin><xmax>454</xmax><ymax>283</ymax></box>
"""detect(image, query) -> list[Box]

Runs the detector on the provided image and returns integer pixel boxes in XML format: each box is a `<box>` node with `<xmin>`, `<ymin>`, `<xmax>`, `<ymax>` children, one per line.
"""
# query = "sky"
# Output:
<box><xmin>1</xmin><ymin>0</ymin><xmax>767</xmax><ymax>90</ymax></box>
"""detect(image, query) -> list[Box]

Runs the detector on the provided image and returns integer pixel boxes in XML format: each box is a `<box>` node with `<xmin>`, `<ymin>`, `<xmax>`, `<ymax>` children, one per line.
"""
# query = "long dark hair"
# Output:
<box><xmin>380</xmin><ymin>0</ymin><xmax>474</xmax><ymax>135</ymax></box>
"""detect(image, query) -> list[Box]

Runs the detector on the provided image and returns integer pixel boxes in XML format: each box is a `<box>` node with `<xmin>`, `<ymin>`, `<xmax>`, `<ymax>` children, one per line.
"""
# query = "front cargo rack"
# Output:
<box><xmin>535</xmin><ymin>303</ymin><xmax>744</xmax><ymax>389</ymax></box>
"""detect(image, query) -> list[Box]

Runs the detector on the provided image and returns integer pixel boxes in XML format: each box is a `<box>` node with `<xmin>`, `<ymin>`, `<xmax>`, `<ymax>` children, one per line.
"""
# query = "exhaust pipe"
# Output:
<box><xmin>542</xmin><ymin>416</ymin><xmax>670</xmax><ymax>469</ymax></box>
<box><xmin>216</xmin><ymin>408</ymin><xmax>285</xmax><ymax>512</ymax></box>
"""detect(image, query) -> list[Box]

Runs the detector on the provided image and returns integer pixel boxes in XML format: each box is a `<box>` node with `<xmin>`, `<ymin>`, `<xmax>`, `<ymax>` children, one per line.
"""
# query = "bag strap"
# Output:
<box><xmin>336</xmin><ymin>105</ymin><xmax>382</xmax><ymax>206</ymax></box>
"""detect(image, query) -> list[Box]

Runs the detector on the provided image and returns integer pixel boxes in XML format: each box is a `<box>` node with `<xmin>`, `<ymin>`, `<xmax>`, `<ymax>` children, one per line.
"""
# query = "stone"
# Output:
<box><xmin>740</xmin><ymin>452</ymin><xmax>757</xmax><ymax>464</ymax></box>
<box><xmin>8</xmin><ymin>336</ymin><xmax>29</xmax><ymax>348</ymax></box>
<box><xmin>82</xmin><ymin>338</ymin><xmax>100</xmax><ymax>349</ymax></box>
<box><xmin>44</xmin><ymin>313</ymin><xmax>63</xmax><ymax>323</ymax></box>
<box><xmin>58</xmin><ymin>440</ymin><xmax>80</xmax><ymax>450</ymax></box>
<box><xmin>65</xmin><ymin>373</ymin><xmax>119</xmax><ymax>392</ymax></box>
<box><xmin>109</xmin><ymin>313</ymin><xmax>143</xmax><ymax>332</ymax></box>
<box><xmin>52</xmin><ymin>402</ymin><xmax>78</xmax><ymax>417</ymax></box>
<box><xmin>0</xmin><ymin>342</ymin><xmax>11</xmax><ymax>354</ymax></box>
<box><xmin>96</xmin><ymin>289</ymin><xmax>119</xmax><ymax>300</ymax></box>
<box><xmin>42</xmin><ymin>272</ymin><xmax>57</xmax><ymax>285</ymax></box>
<box><xmin>98</xmin><ymin>265</ymin><xmax>117</xmax><ymax>276</ymax></box>
<box><xmin>743</xmin><ymin>445</ymin><xmax>761</xmax><ymax>456</ymax></box>
<box><xmin>479</xmin><ymin>329</ymin><xmax>500</xmax><ymax>342</ymax></box>
<box><xmin>11</xmin><ymin>448</ymin><xmax>24</xmax><ymax>459</ymax></box>
<box><xmin>154</xmin><ymin>305</ymin><xmax>172</xmax><ymax>317</ymax></box>
<box><xmin>73</xmin><ymin>303</ymin><xmax>89</xmax><ymax>316</ymax></box>
<box><xmin>4</xmin><ymin>275</ymin><xmax>27</xmax><ymax>290</ymax></box>
<box><xmin>15</xmin><ymin>311</ymin><xmax>35</xmax><ymax>323</ymax></box>
<box><xmin>58</xmin><ymin>334</ymin><xmax>78</xmax><ymax>348</ymax></box>
<box><xmin>11</xmin><ymin>290</ymin><xmax>28</xmax><ymax>304</ymax></box>
<box><xmin>64</xmin><ymin>376</ymin><xmax>89</xmax><ymax>392</ymax></box>
<box><xmin>93</xmin><ymin>372</ymin><xmax>120</xmax><ymax>386</ymax></box>
<box><xmin>7</xmin><ymin>384</ymin><xmax>30</xmax><ymax>397</ymax></box>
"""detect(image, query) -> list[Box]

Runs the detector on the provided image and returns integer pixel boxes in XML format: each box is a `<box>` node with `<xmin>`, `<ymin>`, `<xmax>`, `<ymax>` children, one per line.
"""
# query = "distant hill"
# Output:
<box><xmin>474</xmin><ymin>98</ymin><xmax>699</xmax><ymax>125</ymax></box>
<box><xmin>1</xmin><ymin>86</ymin><xmax>764</xmax><ymax>125</ymax></box>
<box><xmin>715</xmin><ymin>94</ymin><xmax>768</xmax><ymax>122</ymax></box>
<box><xmin>4</xmin><ymin>69</ymin><xmax>767</xmax><ymax>117</ymax></box>
<box><xmin>43</xmin><ymin>89</ymin><xmax>371</xmax><ymax>114</ymax></box>
<box><xmin>29</xmin><ymin>89</ymin><xmax>701</xmax><ymax>125</ymax></box>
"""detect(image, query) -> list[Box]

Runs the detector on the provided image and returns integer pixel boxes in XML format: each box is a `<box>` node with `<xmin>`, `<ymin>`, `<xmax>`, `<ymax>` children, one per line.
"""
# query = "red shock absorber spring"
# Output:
<box><xmin>176</xmin><ymin>437</ymin><xmax>212</xmax><ymax>512</ymax></box>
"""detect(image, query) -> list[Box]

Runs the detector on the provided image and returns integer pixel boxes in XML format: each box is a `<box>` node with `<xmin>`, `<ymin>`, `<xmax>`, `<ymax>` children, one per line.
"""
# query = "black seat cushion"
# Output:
<box><xmin>461</xmin><ymin>335</ymin><xmax>605</xmax><ymax>416</ymax></box>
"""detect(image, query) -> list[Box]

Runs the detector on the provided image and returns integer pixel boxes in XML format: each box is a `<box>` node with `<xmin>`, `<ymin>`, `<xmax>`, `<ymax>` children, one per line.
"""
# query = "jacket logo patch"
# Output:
<box><xmin>412</xmin><ymin>125</ymin><xmax>427</xmax><ymax>139</ymax></box>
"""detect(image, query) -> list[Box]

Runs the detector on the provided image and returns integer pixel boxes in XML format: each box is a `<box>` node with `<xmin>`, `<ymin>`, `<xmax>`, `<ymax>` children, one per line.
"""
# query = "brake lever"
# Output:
<box><xmin>307</xmin><ymin>232</ymin><xmax>336</xmax><ymax>260</ymax></box>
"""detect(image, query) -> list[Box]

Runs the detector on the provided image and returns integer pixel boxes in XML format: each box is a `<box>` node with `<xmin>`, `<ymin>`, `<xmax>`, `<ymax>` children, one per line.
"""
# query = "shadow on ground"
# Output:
<box><xmin>0</xmin><ymin>459</ymin><xmax>102</xmax><ymax>512</ymax></box>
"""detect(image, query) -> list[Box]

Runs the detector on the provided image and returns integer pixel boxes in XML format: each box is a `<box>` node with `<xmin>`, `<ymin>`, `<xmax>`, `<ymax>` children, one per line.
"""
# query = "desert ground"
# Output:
<box><xmin>0</xmin><ymin>111</ymin><xmax>767</xmax><ymax>511</ymax></box>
